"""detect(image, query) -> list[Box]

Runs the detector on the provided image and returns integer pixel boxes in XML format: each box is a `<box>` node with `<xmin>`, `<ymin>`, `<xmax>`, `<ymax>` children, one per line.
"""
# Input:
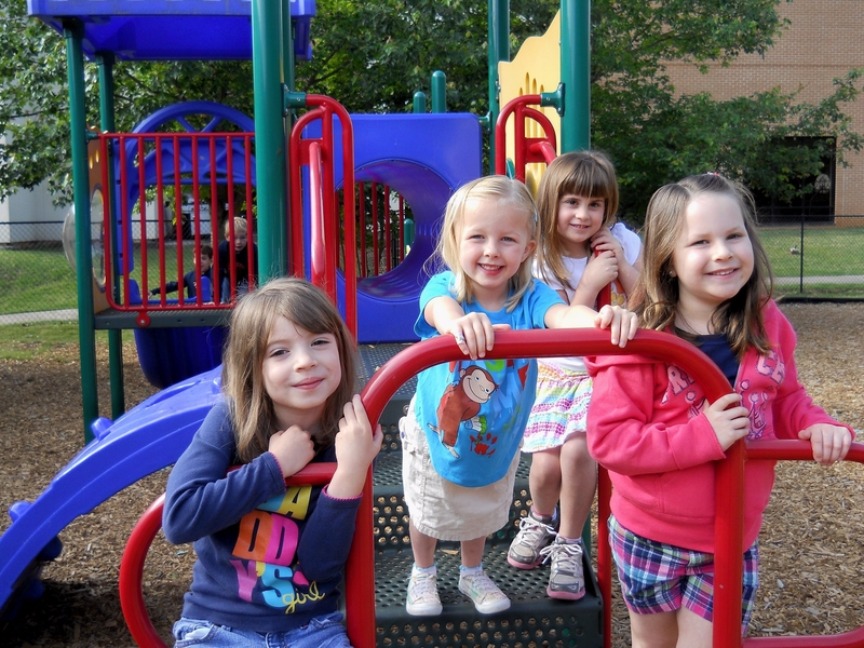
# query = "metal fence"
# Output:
<box><xmin>2</xmin><ymin>216</ymin><xmax>863</xmax><ymax>324</ymax></box>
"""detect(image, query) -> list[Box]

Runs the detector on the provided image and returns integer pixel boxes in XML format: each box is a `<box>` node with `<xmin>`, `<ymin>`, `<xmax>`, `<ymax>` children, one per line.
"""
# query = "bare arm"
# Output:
<box><xmin>544</xmin><ymin>302</ymin><xmax>639</xmax><ymax>348</ymax></box>
<box><xmin>424</xmin><ymin>295</ymin><xmax>498</xmax><ymax>359</ymax></box>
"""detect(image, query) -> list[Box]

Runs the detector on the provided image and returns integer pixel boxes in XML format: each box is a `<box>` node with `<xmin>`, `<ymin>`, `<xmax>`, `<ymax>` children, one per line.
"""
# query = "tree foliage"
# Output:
<box><xmin>1</xmin><ymin>0</ymin><xmax>862</xmax><ymax>221</ymax></box>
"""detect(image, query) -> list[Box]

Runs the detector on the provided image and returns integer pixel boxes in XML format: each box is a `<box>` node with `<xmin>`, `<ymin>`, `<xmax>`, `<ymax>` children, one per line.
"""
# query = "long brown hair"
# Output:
<box><xmin>221</xmin><ymin>277</ymin><xmax>358</xmax><ymax>462</ymax></box>
<box><xmin>534</xmin><ymin>150</ymin><xmax>620</xmax><ymax>292</ymax></box>
<box><xmin>632</xmin><ymin>173</ymin><xmax>773</xmax><ymax>357</ymax></box>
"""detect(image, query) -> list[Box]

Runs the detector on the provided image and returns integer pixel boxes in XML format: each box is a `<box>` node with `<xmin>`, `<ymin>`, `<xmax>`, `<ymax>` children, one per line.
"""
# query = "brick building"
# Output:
<box><xmin>664</xmin><ymin>1</ymin><xmax>863</xmax><ymax>223</ymax></box>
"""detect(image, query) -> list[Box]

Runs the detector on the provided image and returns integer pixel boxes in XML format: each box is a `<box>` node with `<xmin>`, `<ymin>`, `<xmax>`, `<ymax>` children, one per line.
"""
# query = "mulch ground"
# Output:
<box><xmin>0</xmin><ymin>302</ymin><xmax>862</xmax><ymax>647</ymax></box>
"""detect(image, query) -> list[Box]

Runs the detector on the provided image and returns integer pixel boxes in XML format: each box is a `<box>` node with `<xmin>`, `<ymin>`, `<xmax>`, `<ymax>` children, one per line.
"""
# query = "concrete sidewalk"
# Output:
<box><xmin>0</xmin><ymin>309</ymin><xmax>78</xmax><ymax>325</ymax></box>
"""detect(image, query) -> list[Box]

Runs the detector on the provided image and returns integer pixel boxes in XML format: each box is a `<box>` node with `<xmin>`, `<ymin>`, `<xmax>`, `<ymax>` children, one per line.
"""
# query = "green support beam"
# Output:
<box><xmin>97</xmin><ymin>52</ymin><xmax>126</xmax><ymax>419</ymax></box>
<box><xmin>252</xmin><ymin>0</ymin><xmax>288</xmax><ymax>282</ymax></box>
<box><xmin>560</xmin><ymin>0</ymin><xmax>591</xmax><ymax>152</ymax></box>
<box><xmin>65</xmin><ymin>20</ymin><xmax>99</xmax><ymax>441</ymax></box>
<box><xmin>487</xmin><ymin>0</ymin><xmax>510</xmax><ymax>173</ymax></box>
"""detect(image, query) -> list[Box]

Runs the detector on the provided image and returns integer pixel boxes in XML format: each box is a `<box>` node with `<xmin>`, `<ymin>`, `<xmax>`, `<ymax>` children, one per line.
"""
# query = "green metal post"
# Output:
<box><xmin>97</xmin><ymin>53</ymin><xmax>126</xmax><ymax>419</ymax></box>
<box><xmin>560</xmin><ymin>0</ymin><xmax>591</xmax><ymax>152</ymax></box>
<box><xmin>412</xmin><ymin>91</ymin><xmax>427</xmax><ymax>114</ymax></box>
<box><xmin>252</xmin><ymin>0</ymin><xmax>288</xmax><ymax>282</ymax></box>
<box><xmin>430</xmin><ymin>71</ymin><xmax>447</xmax><ymax>113</ymax></box>
<box><xmin>487</xmin><ymin>0</ymin><xmax>510</xmax><ymax>173</ymax></box>
<box><xmin>282</xmin><ymin>0</ymin><xmax>305</xmax><ymax>132</ymax></box>
<box><xmin>65</xmin><ymin>20</ymin><xmax>99</xmax><ymax>441</ymax></box>
<box><xmin>282</xmin><ymin>0</ymin><xmax>296</xmax><ymax>95</ymax></box>
<box><xmin>562</xmin><ymin>0</ymin><xmax>593</xmax><ymax>551</ymax></box>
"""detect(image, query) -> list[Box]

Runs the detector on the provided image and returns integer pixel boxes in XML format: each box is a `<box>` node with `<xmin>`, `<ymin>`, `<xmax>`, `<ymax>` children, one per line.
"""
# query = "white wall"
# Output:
<box><xmin>0</xmin><ymin>181</ymin><xmax>68</xmax><ymax>244</ymax></box>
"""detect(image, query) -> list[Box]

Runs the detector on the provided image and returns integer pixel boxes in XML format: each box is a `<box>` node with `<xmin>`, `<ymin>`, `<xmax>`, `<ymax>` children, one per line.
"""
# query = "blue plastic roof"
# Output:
<box><xmin>26</xmin><ymin>0</ymin><xmax>316</xmax><ymax>61</ymax></box>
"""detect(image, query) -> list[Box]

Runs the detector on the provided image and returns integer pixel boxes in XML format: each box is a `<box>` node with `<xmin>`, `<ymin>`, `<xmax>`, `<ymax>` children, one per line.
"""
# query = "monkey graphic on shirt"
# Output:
<box><xmin>429</xmin><ymin>365</ymin><xmax>498</xmax><ymax>458</ymax></box>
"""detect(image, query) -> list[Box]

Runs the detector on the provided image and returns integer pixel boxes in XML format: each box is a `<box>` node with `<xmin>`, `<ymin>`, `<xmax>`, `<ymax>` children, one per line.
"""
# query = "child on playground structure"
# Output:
<box><xmin>217</xmin><ymin>216</ymin><xmax>258</xmax><ymax>302</ymax></box>
<box><xmin>507</xmin><ymin>151</ymin><xmax>643</xmax><ymax>601</ymax></box>
<box><xmin>586</xmin><ymin>173</ymin><xmax>854</xmax><ymax>647</ymax></box>
<box><xmin>150</xmin><ymin>244</ymin><xmax>214</xmax><ymax>300</ymax></box>
<box><xmin>162</xmin><ymin>277</ymin><xmax>383</xmax><ymax>648</ymax></box>
<box><xmin>399</xmin><ymin>175</ymin><xmax>639</xmax><ymax>617</ymax></box>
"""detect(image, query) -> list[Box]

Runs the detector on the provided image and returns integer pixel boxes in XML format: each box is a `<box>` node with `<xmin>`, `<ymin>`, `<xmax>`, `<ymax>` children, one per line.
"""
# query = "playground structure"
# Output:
<box><xmin>3</xmin><ymin>1</ymin><xmax>863</xmax><ymax>647</ymax></box>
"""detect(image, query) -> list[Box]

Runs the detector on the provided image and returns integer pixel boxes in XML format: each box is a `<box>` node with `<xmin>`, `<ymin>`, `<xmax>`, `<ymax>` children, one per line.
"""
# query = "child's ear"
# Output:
<box><xmin>522</xmin><ymin>239</ymin><xmax>537</xmax><ymax>261</ymax></box>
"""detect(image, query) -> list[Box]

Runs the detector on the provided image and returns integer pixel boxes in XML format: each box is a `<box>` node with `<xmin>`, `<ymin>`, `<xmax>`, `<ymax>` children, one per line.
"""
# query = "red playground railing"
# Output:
<box><xmin>119</xmin><ymin>329</ymin><xmax>864</xmax><ymax>647</ymax></box>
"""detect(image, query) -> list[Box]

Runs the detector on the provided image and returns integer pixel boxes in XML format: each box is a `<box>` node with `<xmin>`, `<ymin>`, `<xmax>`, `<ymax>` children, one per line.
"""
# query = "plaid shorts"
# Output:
<box><xmin>609</xmin><ymin>516</ymin><xmax>759</xmax><ymax>635</ymax></box>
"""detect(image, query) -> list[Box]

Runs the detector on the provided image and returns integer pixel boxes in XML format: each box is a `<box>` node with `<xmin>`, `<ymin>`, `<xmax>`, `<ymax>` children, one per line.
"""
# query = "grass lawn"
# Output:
<box><xmin>0</xmin><ymin>246</ymin><xmax>78</xmax><ymax>313</ymax></box>
<box><xmin>759</xmin><ymin>225</ymin><xmax>864</xmax><ymax>298</ymax></box>
<box><xmin>1</xmin><ymin>321</ymin><xmax>85</xmax><ymax>360</ymax></box>
<box><xmin>759</xmin><ymin>225</ymin><xmax>864</xmax><ymax>277</ymax></box>
<box><xmin>0</xmin><ymin>243</ymin><xmax>197</xmax><ymax>315</ymax></box>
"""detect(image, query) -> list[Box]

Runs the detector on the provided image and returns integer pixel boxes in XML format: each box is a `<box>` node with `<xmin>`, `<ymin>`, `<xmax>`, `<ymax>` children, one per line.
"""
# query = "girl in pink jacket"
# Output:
<box><xmin>586</xmin><ymin>173</ymin><xmax>853</xmax><ymax>647</ymax></box>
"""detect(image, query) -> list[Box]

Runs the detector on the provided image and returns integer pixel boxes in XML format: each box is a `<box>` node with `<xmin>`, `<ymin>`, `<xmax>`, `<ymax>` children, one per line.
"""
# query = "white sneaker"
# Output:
<box><xmin>458</xmin><ymin>569</ymin><xmax>511</xmax><ymax>614</ymax></box>
<box><xmin>405</xmin><ymin>567</ymin><xmax>443</xmax><ymax>616</ymax></box>
<box><xmin>540</xmin><ymin>537</ymin><xmax>586</xmax><ymax>600</ymax></box>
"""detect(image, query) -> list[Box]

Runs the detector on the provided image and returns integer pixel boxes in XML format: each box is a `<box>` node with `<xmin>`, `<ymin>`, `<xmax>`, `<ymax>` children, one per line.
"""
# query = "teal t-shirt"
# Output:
<box><xmin>413</xmin><ymin>272</ymin><xmax>564</xmax><ymax>487</ymax></box>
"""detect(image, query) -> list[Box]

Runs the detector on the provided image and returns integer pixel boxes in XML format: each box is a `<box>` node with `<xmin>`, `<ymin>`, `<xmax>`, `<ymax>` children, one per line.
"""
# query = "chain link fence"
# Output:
<box><xmin>2</xmin><ymin>216</ymin><xmax>863</xmax><ymax>324</ymax></box>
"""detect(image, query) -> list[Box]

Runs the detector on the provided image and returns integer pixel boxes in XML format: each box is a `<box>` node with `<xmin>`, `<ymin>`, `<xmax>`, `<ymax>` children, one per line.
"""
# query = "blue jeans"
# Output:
<box><xmin>172</xmin><ymin>612</ymin><xmax>352</xmax><ymax>648</ymax></box>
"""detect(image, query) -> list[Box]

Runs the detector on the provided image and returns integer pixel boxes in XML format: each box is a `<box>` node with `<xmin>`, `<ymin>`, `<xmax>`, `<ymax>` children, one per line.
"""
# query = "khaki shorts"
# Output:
<box><xmin>400</xmin><ymin>402</ymin><xmax>519</xmax><ymax>541</ymax></box>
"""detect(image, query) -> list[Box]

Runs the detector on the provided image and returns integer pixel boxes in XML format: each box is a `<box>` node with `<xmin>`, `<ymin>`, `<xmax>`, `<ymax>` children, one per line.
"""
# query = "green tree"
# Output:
<box><xmin>590</xmin><ymin>0</ymin><xmax>863</xmax><ymax>219</ymax></box>
<box><xmin>1</xmin><ymin>0</ymin><xmax>861</xmax><ymax>221</ymax></box>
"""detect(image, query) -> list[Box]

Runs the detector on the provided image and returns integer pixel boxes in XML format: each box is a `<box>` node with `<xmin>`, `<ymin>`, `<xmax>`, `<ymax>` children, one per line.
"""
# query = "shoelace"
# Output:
<box><xmin>409</xmin><ymin>572</ymin><xmax>438</xmax><ymax>601</ymax></box>
<box><xmin>539</xmin><ymin>540</ymin><xmax>583</xmax><ymax>567</ymax></box>
<box><xmin>515</xmin><ymin>517</ymin><xmax>556</xmax><ymax>548</ymax></box>
<box><xmin>463</xmin><ymin>572</ymin><xmax>502</xmax><ymax>599</ymax></box>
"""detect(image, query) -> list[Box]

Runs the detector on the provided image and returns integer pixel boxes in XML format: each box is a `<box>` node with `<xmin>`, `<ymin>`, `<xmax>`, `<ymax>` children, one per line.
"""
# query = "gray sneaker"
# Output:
<box><xmin>507</xmin><ymin>512</ymin><xmax>557</xmax><ymax>569</ymax></box>
<box><xmin>540</xmin><ymin>537</ymin><xmax>586</xmax><ymax>600</ymax></box>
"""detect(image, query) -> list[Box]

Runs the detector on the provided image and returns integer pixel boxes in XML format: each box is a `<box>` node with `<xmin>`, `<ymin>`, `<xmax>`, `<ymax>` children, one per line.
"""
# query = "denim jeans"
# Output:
<box><xmin>172</xmin><ymin>612</ymin><xmax>351</xmax><ymax>648</ymax></box>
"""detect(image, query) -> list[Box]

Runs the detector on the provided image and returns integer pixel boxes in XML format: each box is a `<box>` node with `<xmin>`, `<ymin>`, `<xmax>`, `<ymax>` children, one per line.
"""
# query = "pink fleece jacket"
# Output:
<box><xmin>585</xmin><ymin>300</ymin><xmax>852</xmax><ymax>553</ymax></box>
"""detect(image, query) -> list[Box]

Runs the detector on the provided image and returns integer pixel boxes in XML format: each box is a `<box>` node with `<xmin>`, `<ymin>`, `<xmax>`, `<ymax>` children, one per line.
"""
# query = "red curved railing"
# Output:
<box><xmin>119</xmin><ymin>464</ymin><xmax>339</xmax><ymax>648</ymax></box>
<box><xmin>494</xmin><ymin>94</ymin><xmax>558</xmax><ymax>180</ymax></box>
<box><xmin>288</xmin><ymin>95</ymin><xmax>357</xmax><ymax>335</ymax></box>
<box><xmin>120</xmin><ymin>329</ymin><xmax>863</xmax><ymax>647</ymax></box>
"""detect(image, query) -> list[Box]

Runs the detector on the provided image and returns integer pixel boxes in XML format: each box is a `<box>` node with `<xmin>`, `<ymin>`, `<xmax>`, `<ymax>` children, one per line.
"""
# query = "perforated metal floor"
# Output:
<box><xmin>361</xmin><ymin>343</ymin><xmax>604</xmax><ymax>647</ymax></box>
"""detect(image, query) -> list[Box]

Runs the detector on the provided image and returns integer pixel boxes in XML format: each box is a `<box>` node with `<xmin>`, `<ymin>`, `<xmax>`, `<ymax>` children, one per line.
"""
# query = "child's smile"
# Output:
<box><xmin>458</xmin><ymin>197</ymin><xmax>536</xmax><ymax>309</ymax></box>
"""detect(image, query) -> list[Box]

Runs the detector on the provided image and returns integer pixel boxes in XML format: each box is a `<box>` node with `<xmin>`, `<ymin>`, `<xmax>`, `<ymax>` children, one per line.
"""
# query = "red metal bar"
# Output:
<box><xmin>287</xmin><ymin>95</ymin><xmax>357</xmax><ymax>336</ymax></box>
<box><xmin>120</xmin><ymin>464</ymin><xmax>341</xmax><ymax>648</ymax></box>
<box><xmin>358</xmin><ymin>183</ymin><xmax>367</xmax><ymax>276</ymax></box>
<box><xmin>118</xmin><ymin>135</ymin><xmax>132</xmax><ymax>310</ymax></box>
<box><xmin>98</xmin><ymin>131</ymin><xmax>255</xmax><ymax>315</ymax></box>
<box><xmin>100</xmin><ymin>136</ymin><xmax>115</xmax><ymax>305</ymax></box>
<box><xmin>371</xmin><ymin>182</ymin><xmax>380</xmax><ymax>275</ymax></box>
<box><xmin>361</xmin><ymin>328</ymin><xmax>732</xmax><ymax>648</ymax></box>
<box><xmin>597</xmin><ymin>466</ymin><xmax>614</xmax><ymax>648</ymax></box>
<box><xmin>305</xmin><ymin>94</ymin><xmax>356</xmax><ymax>335</ymax></box>
<box><xmin>528</xmin><ymin>139</ymin><xmax>557</xmax><ymax>165</ymax></box>
<box><xmin>494</xmin><ymin>95</ymin><xmax>558</xmax><ymax>179</ymax></box>
<box><xmin>308</xmin><ymin>141</ymin><xmax>327</xmax><ymax>290</ymax></box>
<box><xmin>289</xmin><ymin>109</ymin><xmax>319</xmax><ymax>277</ymax></box>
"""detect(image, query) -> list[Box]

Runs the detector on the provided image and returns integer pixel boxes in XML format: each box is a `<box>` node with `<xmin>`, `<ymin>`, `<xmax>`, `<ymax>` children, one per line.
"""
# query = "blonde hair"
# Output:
<box><xmin>534</xmin><ymin>151</ymin><xmax>619</xmax><ymax>292</ymax></box>
<box><xmin>221</xmin><ymin>277</ymin><xmax>357</xmax><ymax>462</ymax></box>
<box><xmin>431</xmin><ymin>175</ymin><xmax>538</xmax><ymax>311</ymax></box>
<box><xmin>632</xmin><ymin>173</ymin><xmax>773</xmax><ymax>357</ymax></box>
<box><xmin>225</xmin><ymin>216</ymin><xmax>248</xmax><ymax>237</ymax></box>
